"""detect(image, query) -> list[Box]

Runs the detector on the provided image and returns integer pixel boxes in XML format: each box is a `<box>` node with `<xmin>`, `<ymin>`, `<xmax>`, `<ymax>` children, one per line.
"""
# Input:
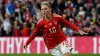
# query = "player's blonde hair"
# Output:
<box><xmin>41</xmin><ymin>1</ymin><xmax>51</xmax><ymax>8</ymax></box>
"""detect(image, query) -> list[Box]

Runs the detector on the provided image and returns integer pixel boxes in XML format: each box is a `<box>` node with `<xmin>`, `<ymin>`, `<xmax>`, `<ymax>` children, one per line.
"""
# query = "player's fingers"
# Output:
<box><xmin>84</xmin><ymin>33</ymin><xmax>88</xmax><ymax>36</ymax></box>
<box><xmin>85</xmin><ymin>33</ymin><xmax>88</xmax><ymax>34</ymax></box>
<box><xmin>23</xmin><ymin>45</ymin><xmax>27</xmax><ymax>50</ymax></box>
<box><xmin>82</xmin><ymin>31</ymin><xmax>88</xmax><ymax>35</ymax></box>
<box><xmin>80</xmin><ymin>32</ymin><xmax>88</xmax><ymax>36</ymax></box>
<box><xmin>70</xmin><ymin>48</ymin><xmax>73</xmax><ymax>52</ymax></box>
<box><xmin>80</xmin><ymin>32</ymin><xmax>84</xmax><ymax>35</ymax></box>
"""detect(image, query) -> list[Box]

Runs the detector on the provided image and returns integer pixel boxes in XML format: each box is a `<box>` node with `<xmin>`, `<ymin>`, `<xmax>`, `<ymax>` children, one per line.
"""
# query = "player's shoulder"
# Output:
<box><xmin>37</xmin><ymin>18</ymin><xmax>44</xmax><ymax>24</ymax></box>
<box><xmin>53</xmin><ymin>14</ymin><xmax>62</xmax><ymax>18</ymax></box>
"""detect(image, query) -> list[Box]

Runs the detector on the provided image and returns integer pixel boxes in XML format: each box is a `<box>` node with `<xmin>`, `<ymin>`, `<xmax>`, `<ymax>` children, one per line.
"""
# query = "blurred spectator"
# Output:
<box><xmin>0</xmin><ymin>12</ymin><xmax>3</xmax><ymax>21</ymax></box>
<box><xmin>21</xmin><ymin>22</ymin><xmax>30</xmax><ymax>36</ymax></box>
<box><xmin>83</xmin><ymin>16</ymin><xmax>91</xmax><ymax>27</ymax></box>
<box><xmin>28</xmin><ymin>18</ymin><xmax>33</xmax><ymax>28</ymax></box>
<box><xmin>85</xmin><ymin>3</ymin><xmax>93</xmax><ymax>16</ymax></box>
<box><xmin>91</xmin><ymin>8</ymin><xmax>96</xmax><ymax>22</ymax></box>
<box><xmin>3</xmin><ymin>14</ymin><xmax>12</xmax><ymax>36</ymax></box>
<box><xmin>78</xmin><ymin>7</ymin><xmax>85</xmax><ymax>18</ymax></box>
<box><xmin>57</xmin><ymin>0</ymin><xmax>66</xmax><ymax>14</ymax></box>
<box><xmin>3</xmin><ymin>15</ymin><xmax>11</xmax><ymax>31</ymax></box>
<box><xmin>29</xmin><ymin>22</ymin><xmax>35</xmax><ymax>35</ymax></box>
<box><xmin>14</xmin><ymin>0</ymin><xmax>20</xmax><ymax>17</ymax></box>
<box><xmin>36</xmin><ymin>9</ymin><xmax>42</xmax><ymax>21</ymax></box>
<box><xmin>5</xmin><ymin>24</ymin><xmax>13</xmax><ymax>36</ymax></box>
<box><xmin>24</xmin><ymin>8</ymin><xmax>31</xmax><ymax>22</ymax></box>
<box><xmin>13</xmin><ymin>20</ymin><xmax>20</xmax><ymax>36</ymax></box>
<box><xmin>72</xmin><ymin>7</ymin><xmax>78</xmax><ymax>17</ymax></box>
<box><xmin>0</xmin><ymin>3</ymin><xmax>5</xmax><ymax>17</ymax></box>
<box><xmin>5</xmin><ymin>0</ymin><xmax>14</xmax><ymax>15</ymax></box>
<box><xmin>96</xmin><ymin>3</ymin><xmax>100</xmax><ymax>14</ymax></box>
<box><xmin>75</xmin><ymin>0</ymin><xmax>84</xmax><ymax>9</ymax></box>
<box><xmin>0</xmin><ymin>20</ymin><xmax>5</xmax><ymax>36</ymax></box>
<box><xmin>65</xmin><ymin>0</ymin><xmax>73</xmax><ymax>11</ymax></box>
<box><xmin>87</xmin><ymin>22</ymin><xmax>97</xmax><ymax>36</ymax></box>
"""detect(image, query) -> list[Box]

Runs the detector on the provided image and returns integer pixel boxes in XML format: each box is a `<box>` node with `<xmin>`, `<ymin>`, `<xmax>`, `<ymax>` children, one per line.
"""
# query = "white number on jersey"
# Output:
<box><xmin>49</xmin><ymin>27</ymin><xmax>56</xmax><ymax>33</ymax></box>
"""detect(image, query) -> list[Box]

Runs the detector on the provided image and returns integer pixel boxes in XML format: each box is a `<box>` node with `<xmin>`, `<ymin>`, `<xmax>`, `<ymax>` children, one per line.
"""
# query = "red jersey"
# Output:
<box><xmin>13</xmin><ymin>28</ymin><xmax>19</xmax><ymax>36</ymax></box>
<box><xmin>25</xmin><ymin>14</ymin><xmax>79</xmax><ymax>49</ymax></box>
<box><xmin>24</xmin><ymin>11</ymin><xmax>31</xmax><ymax>22</ymax></box>
<box><xmin>21</xmin><ymin>27</ymin><xmax>30</xmax><ymax>36</ymax></box>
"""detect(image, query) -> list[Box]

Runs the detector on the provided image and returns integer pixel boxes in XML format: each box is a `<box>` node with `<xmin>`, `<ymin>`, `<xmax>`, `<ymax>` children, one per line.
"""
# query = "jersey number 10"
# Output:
<box><xmin>49</xmin><ymin>27</ymin><xmax>56</xmax><ymax>33</ymax></box>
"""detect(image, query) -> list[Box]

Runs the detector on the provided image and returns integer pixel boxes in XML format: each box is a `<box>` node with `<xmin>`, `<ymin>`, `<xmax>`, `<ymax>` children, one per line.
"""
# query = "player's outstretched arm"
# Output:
<box><xmin>78</xmin><ymin>30</ymin><xmax>88</xmax><ymax>36</ymax></box>
<box><xmin>59</xmin><ymin>16</ymin><xmax>79</xmax><ymax>32</ymax></box>
<box><xmin>23</xmin><ymin>23</ymin><xmax>41</xmax><ymax>50</ymax></box>
<box><xmin>59</xmin><ymin>15</ymin><xmax>88</xmax><ymax>35</ymax></box>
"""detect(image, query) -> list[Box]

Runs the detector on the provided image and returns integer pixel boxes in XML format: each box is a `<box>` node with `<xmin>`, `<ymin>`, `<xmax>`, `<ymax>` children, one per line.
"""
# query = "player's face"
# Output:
<box><xmin>41</xmin><ymin>5</ymin><xmax>51</xmax><ymax>16</ymax></box>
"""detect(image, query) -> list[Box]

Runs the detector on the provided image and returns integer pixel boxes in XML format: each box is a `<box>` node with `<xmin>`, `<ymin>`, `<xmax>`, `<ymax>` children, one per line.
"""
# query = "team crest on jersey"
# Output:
<box><xmin>49</xmin><ymin>23</ymin><xmax>52</xmax><ymax>26</ymax></box>
<box><xmin>54</xmin><ymin>21</ymin><xmax>57</xmax><ymax>24</ymax></box>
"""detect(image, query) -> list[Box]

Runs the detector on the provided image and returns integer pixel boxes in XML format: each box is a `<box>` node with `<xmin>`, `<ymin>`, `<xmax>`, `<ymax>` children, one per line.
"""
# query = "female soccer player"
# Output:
<box><xmin>24</xmin><ymin>1</ymin><xmax>87</xmax><ymax>56</ymax></box>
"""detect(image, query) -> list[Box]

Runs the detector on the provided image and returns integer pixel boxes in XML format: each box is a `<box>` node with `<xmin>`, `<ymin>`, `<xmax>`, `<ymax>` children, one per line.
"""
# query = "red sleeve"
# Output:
<box><xmin>59</xmin><ymin>17</ymin><xmax>79</xmax><ymax>32</ymax></box>
<box><xmin>25</xmin><ymin>23</ymin><xmax>41</xmax><ymax>46</ymax></box>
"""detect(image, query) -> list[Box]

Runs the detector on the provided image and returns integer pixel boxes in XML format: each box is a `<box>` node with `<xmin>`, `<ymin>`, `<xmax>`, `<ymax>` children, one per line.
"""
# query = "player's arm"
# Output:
<box><xmin>59</xmin><ymin>17</ymin><xmax>79</xmax><ymax>31</ymax></box>
<box><xmin>24</xmin><ymin>23</ymin><xmax>41</xmax><ymax>50</ymax></box>
<box><xmin>59</xmin><ymin>16</ymin><xmax>88</xmax><ymax>35</ymax></box>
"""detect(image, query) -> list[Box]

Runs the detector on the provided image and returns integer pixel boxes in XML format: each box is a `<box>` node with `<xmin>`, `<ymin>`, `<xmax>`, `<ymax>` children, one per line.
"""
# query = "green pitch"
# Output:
<box><xmin>0</xmin><ymin>54</ymin><xmax>99</xmax><ymax>56</ymax></box>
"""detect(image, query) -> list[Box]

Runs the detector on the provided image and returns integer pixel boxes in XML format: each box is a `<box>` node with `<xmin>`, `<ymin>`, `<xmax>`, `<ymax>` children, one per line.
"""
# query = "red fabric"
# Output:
<box><xmin>88</xmin><ymin>0</ymin><xmax>92</xmax><ymax>3</ymax></box>
<box><xmin>21</xmin><ymin>27</ymin><xmax>29</xmax><ymax>36</ymax></box>
<box><xmin>24</xmin><ymin>11</ymin><xmax>31</xmax><ymax>22</ymax></box>
<box><xmin>67</xmin><ymin>5</ymin><xmax>72</xmax><ymax>11</ymax></box>
<box><xmin>5</xmin><ymin>0</ymin><xmax>8</xmax><ymax>4</ymax></box>
<box><xmin>15</xmin><ymin>4</ymin><xmax>19</xmax><ymax>9</ymax></box>
<box><xmin>25</xmin><ymin>14</ymin><xmax>79</xmax><ymax>49</ymax></box>
<box><xmin>13</xmin><ymin>28</ymin><xmax>19</xmax><ymax>36</ymax></box>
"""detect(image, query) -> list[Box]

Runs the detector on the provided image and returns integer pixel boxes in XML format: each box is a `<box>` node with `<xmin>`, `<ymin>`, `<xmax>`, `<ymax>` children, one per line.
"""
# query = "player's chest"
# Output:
<box><xmin>42</xmin><ymin>20</ymin><xmax>58</xmax><ymax>28</ymax></box>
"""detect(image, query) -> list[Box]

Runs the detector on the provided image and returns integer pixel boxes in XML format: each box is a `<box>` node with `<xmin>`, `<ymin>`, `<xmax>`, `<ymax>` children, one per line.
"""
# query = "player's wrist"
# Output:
<box><xmin>24</xmin><ymin>45</ymin><xmax>27</xmax><ymax>50</ymax></box>
<box><xmin>24</xmin><ymin>45</ymin><xmax>27</xmax><ymax>47</ymax></box>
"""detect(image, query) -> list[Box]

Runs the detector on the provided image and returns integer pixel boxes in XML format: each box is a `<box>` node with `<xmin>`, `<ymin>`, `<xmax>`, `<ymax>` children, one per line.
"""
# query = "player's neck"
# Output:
<box><xmin>44</xmin><ymin>15</ymin><xmax>51</xmax><ymax>20</ymax></box>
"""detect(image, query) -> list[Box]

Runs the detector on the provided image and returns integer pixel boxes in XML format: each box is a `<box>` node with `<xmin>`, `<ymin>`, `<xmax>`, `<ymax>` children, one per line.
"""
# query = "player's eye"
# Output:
<box><xmin>44</xmin><ymin>8</ymin><xmax>47</xmax><ymax>10</ymax></box>
<box><xmin>41</xmin><ymin>8</ymin><xmax>47</xmax><ymax>11</ymax></box>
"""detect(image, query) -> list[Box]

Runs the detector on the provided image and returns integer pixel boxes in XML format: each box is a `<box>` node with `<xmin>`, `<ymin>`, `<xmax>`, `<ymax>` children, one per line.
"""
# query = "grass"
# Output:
<box><xmin>0</xmin><ymin>54</ymin><xmax>99</xmax><ymax>56</ymax></box>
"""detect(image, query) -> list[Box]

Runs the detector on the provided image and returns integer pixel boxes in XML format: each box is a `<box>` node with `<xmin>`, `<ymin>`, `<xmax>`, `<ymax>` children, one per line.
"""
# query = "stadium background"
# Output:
<box><xmin>0</xmin><ymin>0</ymin><xmax>100</xmax><ymax>56</ymax></box>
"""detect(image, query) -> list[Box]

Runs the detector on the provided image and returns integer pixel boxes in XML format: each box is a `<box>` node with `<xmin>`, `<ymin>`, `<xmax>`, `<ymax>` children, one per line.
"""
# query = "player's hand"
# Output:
<box><xmin>78</xmin><ymin>30</ymin><xmax>88</xmax><ymax>36</ymax></box>
<box><xmin>23</xmin><ymin>45</ymin><xmax>27</xmax><ymax>50</ymax></box>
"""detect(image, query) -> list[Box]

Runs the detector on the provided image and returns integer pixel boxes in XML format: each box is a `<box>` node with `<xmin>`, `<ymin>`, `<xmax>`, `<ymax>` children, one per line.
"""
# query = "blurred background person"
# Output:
<box><xmin>21</xmin><ymin>22</ymin><xmax>30</xmax><ymax>37</ymax></box>
<box><xmin>0</xmin><ymin>20</ymin><xmax>5</xmax><ymax>36</ymax></box>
